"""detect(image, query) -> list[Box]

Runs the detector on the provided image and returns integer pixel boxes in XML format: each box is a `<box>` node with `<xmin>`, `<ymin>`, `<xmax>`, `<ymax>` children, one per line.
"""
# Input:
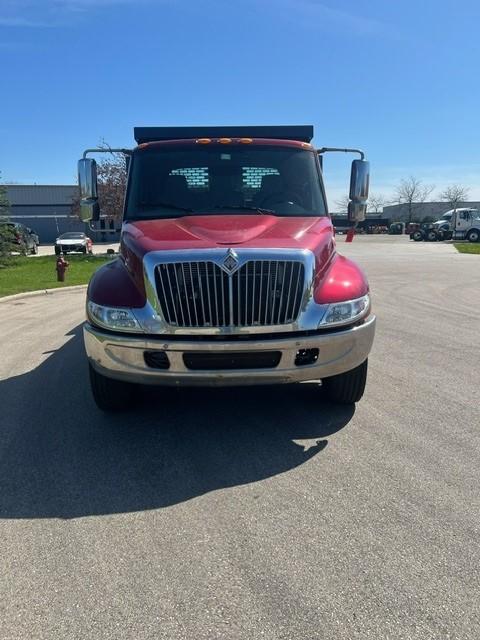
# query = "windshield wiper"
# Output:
<box><xmin>196</xmin><ymin>205</ymin><xmax>276</xmax><ymax>215</ymax></box>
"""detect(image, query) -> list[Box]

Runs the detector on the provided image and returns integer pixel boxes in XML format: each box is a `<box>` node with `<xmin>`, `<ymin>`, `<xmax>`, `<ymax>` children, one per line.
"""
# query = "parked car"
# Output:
<box><xmin>27</xmin><ymin>227</ymin><xmax>40</xmax><ymax>246</ymax></box>
<box><xmin>0</xmin><ymin>222</ymin><xmax>38</xmax><ymax>254</ymax></box>
<box><xmin>55</xmin><ymin>232</ymin><xmax>93</xmax><ymax>255</ymax></box>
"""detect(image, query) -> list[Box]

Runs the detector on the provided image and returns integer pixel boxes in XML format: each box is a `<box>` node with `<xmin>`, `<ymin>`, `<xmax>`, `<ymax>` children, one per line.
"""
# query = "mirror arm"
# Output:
<box><xmin>82</xmin><ymin>148</ymin><xmax>132</xmax><ymax>159</ymax></box>
<box><xmin>317</xmin><ymin>147</ymin><xmax>365</xmax><ymax>160</ymax></box>
<box><xmin>86</xmin><ymin>220</ymin><xmax>119</xmax><ymax>233</ymax></box>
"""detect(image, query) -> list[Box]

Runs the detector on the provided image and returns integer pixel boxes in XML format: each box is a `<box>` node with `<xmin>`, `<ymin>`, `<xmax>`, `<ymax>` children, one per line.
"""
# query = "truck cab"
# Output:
<box><xmin>451</xmin><ymin>208</ymin><xmax>480</xmax><ymax>242</ymax></box>
<box><xmin>78</xmin><ymin>126</ymin><xmax>376</xmax><ymax>411</ymax></box>
<box><xmin>433</xmin><ymin>210</ymin><xmax>453</xmax><ymax>232</ymax></box>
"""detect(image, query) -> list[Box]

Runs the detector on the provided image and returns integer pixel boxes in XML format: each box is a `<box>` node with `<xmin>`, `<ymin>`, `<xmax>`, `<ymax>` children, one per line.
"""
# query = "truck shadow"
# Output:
<box><xmin>0</xmin><ymin>325</ymin><xmax>354</xmax><ymax>519</ymax></box>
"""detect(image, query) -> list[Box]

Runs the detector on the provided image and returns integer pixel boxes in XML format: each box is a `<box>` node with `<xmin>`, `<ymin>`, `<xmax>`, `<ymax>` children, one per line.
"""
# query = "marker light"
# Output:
<box><xmin>218</xmin><ymin>138</ymin><xmax>232</xmax><ymax>144</ymax></box>
<box><xmin>239</xmin><ymin>138</ymin><xmax>253</xmax><ymax>144</ymax></box>
<box><xmin>196</xmin><ymin>138</ymin><xmax>211</xmax><ymax>144</ymax></box>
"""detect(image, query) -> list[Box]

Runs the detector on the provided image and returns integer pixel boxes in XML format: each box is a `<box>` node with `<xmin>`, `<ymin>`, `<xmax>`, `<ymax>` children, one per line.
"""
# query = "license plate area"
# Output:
<box><xmin>183</xmin><ymin>351</ymin><xmax>282</xmax><ymax>370</ymax></box>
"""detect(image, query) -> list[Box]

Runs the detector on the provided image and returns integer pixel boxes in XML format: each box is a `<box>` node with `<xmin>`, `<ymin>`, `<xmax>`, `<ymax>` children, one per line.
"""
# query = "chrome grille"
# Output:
<box><xmin>155</xmin><ymin>260</ymin><xmax>305</xmax><ymax>328</ymax></box>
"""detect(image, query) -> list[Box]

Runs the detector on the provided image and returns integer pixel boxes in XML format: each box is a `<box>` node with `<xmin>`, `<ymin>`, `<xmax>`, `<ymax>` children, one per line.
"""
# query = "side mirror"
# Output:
<box><xmin>348</xmin><ymin>201</ymin><xmax>367</xmax><ymax>222</ymax></box>
<box><xmin>78</xmin><ymin>158</ymin><xmax>99</xmax><ymax>222</ymax></box>
<box><xmin>348</xmin><ymin>159</ymin><xmax>370</xmax><ymax>222</ymax></box>
<box><xmin>349</xmin><ymin>159</ymin><xmax>370</xmax><ymax>201</ymax></box>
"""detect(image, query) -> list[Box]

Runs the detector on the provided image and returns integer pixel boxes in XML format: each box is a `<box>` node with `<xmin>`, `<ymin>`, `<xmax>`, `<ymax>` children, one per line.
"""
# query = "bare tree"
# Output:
<box><xmin>72</xmin><ymin>140</ymin><xmax>127</xmax><ymax>225</ymax></box>
<box><xmin>337</xmin><ymin>193</ymin><xmax>389</xmax><ymax>215</ymax></box>
<box><xmin>439</xmin><ymin>184</ymin><xmax>470</xmax><ymax>212</ymax></box>
<box><xmin>334</xmin><ymin>195</ymin><xmax>350</xmax><ymax>213</ymax></box>
<box><xmin>394</xmin><ymin>177</ymin><xmax>435</xmax><ymax>222</ymax></box>
<box><xmin>368</xmin><ymin>194</ymin><xmax>388</xmax><ymax>214</ymax></box>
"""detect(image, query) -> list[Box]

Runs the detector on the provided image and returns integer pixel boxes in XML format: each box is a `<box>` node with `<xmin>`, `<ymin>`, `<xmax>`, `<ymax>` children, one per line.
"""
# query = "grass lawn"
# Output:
<box><xmin>454</xmin><ymin>243</ymin><xmax>480</xmax><ymax>254</ymax></box>
<box><xmin>0</xmin><ymin>255</ymin><xmax>112</xmax><ymax>297</ymax></box>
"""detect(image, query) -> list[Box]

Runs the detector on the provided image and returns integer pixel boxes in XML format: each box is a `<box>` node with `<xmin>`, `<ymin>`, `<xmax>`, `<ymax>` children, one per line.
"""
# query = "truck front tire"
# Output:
<box><xmin>322</xmin><ymin>359</ymin><xmax>368</xmax><ymax>404</ymax></box>
<box><xmin>467</xmin><ymin>229</ymin><xmax>480</xmax><ymax>242</ymax></box>
<box><xmin>88</xmin><ymin>363</ymin><xmax>137</xmax><ymax>411</ymax></box>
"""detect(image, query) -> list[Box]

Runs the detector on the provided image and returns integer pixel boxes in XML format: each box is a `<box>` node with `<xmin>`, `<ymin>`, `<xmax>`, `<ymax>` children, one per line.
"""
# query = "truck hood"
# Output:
<box><xmin>90</xmin><ymin>215</ymin><xmax>369</xmax><ymax>308</ymax></box>
<box><xmin>121</xmin><ymin>214</ymin><xmax>335</xmax><ymax>256</ymax></box>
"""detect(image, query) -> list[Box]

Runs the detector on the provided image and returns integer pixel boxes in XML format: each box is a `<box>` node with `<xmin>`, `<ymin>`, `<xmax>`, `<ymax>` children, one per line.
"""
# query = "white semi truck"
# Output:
<box><xmin>448</xmin><ymin>208</ymin><xmax>480</xmax><ymax>242</ymax></box>
<box><xmin>432</xmin><ymin>208</ymin><xmax>480</xmax><ymax>240</ymax></box>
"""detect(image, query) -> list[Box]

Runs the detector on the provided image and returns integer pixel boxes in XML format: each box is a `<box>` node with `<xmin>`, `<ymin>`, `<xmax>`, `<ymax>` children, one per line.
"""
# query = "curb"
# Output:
<box><xmin>0</xmin><ymin>284</ymin><xmax>87</xmax><ymax>304</ymax></box>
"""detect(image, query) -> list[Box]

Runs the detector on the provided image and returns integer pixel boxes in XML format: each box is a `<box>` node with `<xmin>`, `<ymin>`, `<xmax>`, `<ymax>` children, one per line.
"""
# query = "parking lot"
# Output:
<box><xmin>0</xmin><ymin>235</ymin><xmax>479</xmax><ymax>639</ymax></box>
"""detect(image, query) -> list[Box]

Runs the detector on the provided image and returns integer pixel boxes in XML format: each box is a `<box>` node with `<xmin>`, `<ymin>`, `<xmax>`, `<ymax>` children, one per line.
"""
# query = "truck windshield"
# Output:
<box><xmin>125</xmin><ymin>144</ymin><xmax>326</xmax><ymax>219</ymax></box>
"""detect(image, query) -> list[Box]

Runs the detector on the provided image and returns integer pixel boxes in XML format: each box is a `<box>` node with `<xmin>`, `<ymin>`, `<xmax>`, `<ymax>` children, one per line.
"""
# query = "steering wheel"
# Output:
<box><xmin>259</xmin><ymin>190</ymin><xmax>304</xmax><ymax>208</ymax></box>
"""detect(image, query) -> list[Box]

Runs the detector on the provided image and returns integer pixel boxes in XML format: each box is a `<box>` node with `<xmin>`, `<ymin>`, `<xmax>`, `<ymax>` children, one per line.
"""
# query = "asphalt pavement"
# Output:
<box><xmin>1</xmin><ymin>235</ymin><xmax>479</xmax><ymax>639</ymax></box>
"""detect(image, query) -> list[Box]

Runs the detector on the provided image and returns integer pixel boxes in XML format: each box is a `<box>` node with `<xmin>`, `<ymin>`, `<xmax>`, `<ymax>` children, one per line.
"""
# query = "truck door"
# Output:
<box><xmin>455</xmin><ymin>210</ymin><xmax>471</xmax><ymax>238</ymax></box>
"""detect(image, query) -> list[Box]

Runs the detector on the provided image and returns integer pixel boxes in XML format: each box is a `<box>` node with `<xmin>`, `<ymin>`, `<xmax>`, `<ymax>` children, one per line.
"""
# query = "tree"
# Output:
<box><xmin>394</xmin><ymin>176</ymin><xmax>435</xmax><ymax>222</ymax></box>
<box><xmin>334</xmin><ymin>195</ymin><xmax>350</xmax><ymax>213</ymax></box>
<box><xmin>439</xmin><ymin>184</ymin><xmax>470</xmax><ymax>212</ymax></box>
<box><xmin>72</xmin><ymin>141</ymin><xmax>127</xmax><ymax>224</ymax></box>
<box><xmin>0</xmin><ymin>175</ymin><xmax>15</xmax><ymax>266</ymax></box>
<box><xmin>368</xmin><ymin>194</ymin><xmax>388</xmax><ymax>214</ymax></box>
<box><xmin>337</xmin><ymin>193</ymin><xmax>389</xmax><ymax>215</ymax></box>
<box><xmin>96</xmin><ymin>149</ymin><xmax>128</xmax><ymax>223</ymax></box>
<box><xmin>0</xmin><ymin>178</ymin><xmax>8</xmax><ymax>217</ymax></box>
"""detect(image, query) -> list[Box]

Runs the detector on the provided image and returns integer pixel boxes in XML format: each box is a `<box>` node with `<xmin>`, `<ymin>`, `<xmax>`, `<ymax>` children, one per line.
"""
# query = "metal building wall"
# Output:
<box><xmin>2</xmin><ymin>185</ymin><xmax>120</xmax><ymax>243</ymax></box>
<box><xmin>383</xmin><ymin>201</ymin><xmax>480</xmax><ymax>221</ymax></box>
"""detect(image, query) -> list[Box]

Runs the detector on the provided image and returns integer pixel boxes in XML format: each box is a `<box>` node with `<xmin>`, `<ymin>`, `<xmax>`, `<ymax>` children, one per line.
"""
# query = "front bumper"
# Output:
<box><xmin>56</xmin><ymin>243</ymin><xmax>86</xmax><ymax>252</ymax></box>
<box><xmin>84</xmin><ymin>315</ymin><xmax>376</xmax><ymax>387</ymax></box>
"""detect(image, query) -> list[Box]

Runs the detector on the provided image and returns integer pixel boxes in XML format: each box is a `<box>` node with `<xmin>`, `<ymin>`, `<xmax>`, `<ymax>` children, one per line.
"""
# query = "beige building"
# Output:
<box><xmin>383</xmin><ymin>201</ymin><xmax>480</xmax><ymax>221</ymax></box>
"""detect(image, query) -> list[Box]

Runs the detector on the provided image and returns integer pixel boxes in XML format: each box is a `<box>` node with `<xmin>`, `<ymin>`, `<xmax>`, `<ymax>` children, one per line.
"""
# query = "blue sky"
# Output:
<box><xmin>1</xmin><ymin>0</ymin><xmax>480</xmax><ymax>205</ymax></box>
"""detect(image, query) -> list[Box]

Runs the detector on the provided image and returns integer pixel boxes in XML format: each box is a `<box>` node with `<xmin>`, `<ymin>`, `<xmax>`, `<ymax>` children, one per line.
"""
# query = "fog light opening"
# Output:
<box><xmin>144</xmin><ymin>351</ymin><xmax>170</xmax><ymax>370</ymax></box>
<box><xmin>295</xmin><ymin>348</ymin><xmax>319</xmax><ymax>367</ymax></box>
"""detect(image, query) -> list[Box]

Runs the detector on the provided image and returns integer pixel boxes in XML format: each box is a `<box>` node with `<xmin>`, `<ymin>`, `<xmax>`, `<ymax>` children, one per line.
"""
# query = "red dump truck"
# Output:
<box><xmin>78</xmin><ymin>126</ymin><xmax>375</xmax><ymax>411</ymax></box>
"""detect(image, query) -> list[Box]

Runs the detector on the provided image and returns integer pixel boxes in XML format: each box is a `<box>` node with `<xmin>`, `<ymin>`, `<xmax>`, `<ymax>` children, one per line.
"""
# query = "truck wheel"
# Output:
<box><xmin>88</xmin><ymin>363</ymin><xmax>137</xmax><ymax>411</ymax></box>
<box><xmin>412</xmin><ymin>231</ymin><xmax>423</xmax><ymax>241</ymax></box>
<box><xmin>426</xmin><ymin>230</ymin><xmax>437</xmax><ymax>241</ymax></box>
<box><xmin>467</xmin><ymin>229</ymin><xmax>480</xmax><ymax>242</ymax></box>
<box><xmin>322</xmin><ymin>359</ymin><xmax>368</xmax><ymax>404</ymax></box>
<box><xmin>31</xmin><ymin>243</ymin><xmax>38</xmax><ymax>255</ymax></box>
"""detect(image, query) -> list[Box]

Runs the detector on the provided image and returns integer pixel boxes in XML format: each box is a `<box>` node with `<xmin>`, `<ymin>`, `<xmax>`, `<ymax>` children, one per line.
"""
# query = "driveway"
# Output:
<box><xmin>0</xmin><ymin>236</ymin><xmax>479</xmax><ymax>639</ymax></box>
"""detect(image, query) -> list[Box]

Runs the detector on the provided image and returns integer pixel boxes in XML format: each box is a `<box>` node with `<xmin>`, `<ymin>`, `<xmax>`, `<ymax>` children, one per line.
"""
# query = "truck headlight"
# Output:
<box><xmin>87</xmin><ymin>301</ymin><xmax>141</xmax><ymax>332</ymax></box>
<box><xmin>319</xmin><ymin>294</ymin><xmax>370</xmax><ymax>327</ymax></box>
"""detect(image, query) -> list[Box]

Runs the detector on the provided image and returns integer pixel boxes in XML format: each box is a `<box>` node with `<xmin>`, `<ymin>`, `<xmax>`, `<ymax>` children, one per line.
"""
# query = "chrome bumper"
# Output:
<box><xmin>84</xmin><ymin>315</ymin><xmax>376</xmax><ymax>387</ymax></box>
